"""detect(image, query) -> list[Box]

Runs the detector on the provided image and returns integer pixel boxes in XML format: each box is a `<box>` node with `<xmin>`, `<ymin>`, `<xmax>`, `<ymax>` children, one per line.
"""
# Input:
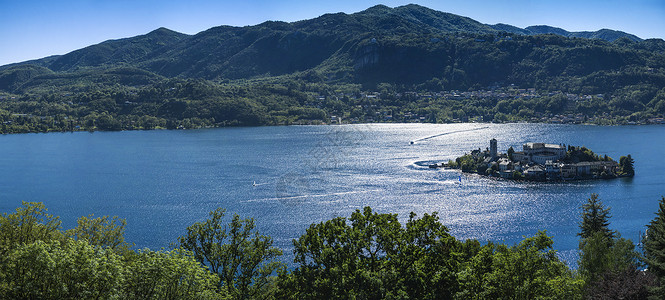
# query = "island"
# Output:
<box><xmin>442</xmin><ymin>139</ymin><xmax>635</xmax><ymax>181</ymax></box>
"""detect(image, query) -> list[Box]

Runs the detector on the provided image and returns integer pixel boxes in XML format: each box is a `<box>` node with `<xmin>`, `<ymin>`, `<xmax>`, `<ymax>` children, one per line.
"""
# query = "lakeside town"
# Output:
<box><xmin>321</xmin><ymin>87</ymin><xmax>665</xmax><ymax>125</ymax></box>
<box><xmin>2</xmin><ymin>84</ymin><xmax>665</xmax><ymax>133</ymax></box>
<box><xmin>441</xmin><ymin>139</ymin><xmax>635</xmax><ymax>181</ymax></box>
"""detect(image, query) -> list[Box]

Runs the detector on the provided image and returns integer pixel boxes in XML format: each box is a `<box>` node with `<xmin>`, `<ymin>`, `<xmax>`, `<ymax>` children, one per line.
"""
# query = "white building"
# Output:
<box><xmin>522</xmin><ymin>143</ymin><xmax>566</xmax><ymax>165</ymax></box>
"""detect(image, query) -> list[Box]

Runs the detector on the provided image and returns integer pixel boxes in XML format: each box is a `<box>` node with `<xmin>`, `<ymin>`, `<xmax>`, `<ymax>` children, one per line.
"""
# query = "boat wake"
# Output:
<box><xmin>410</xmin><ymin>126</ymin><xmax>489</xmax><ymax>144</ymax></box>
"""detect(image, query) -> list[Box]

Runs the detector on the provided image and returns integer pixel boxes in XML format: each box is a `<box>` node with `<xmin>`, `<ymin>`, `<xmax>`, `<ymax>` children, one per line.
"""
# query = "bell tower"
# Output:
<box><xmin>490</xmin><ymin>138</ymin><xmax>497</xmax><ymax>159</ymax></box>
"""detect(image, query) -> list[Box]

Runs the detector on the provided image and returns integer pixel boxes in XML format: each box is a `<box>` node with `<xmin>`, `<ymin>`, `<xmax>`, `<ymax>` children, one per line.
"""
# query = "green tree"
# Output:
<box><xmin>578</xmin><ymin>232</ymin><xmax>638</xmax><ymax>284</ymax></box>
<box><xmin>578</xmin><ymin>193</ymin><xmax>616</xmax><ymax>240</ymax></box>
<box><xmin>644</xmin><ymin>196</ymin><xmax>665</xmax><ymax>299</ymax></box>
<box><xmin>279</xmin><ymin>207</ymin><xmax>464</xmax><ymax>299</ymax></box>
<box><xmin>121</xmin><ymin>249</ymin><xmax>222</xmax><ymax>300</ymax></box>
<box><xmin>619</xmin><ymin>154</ymin><xmax>635</xmax><ymax>176</ymax></box>
<box><xmin>459</xmin><ymin>231</ymin><xmax>583</xmax><ymax>300</ymax></box>
<box><xmin>177</xmin><ymin>208</ymin><xmax>283</xmax><ymax>299</ymax></box>
<box><xmin>66</xmin><ymin>214</ymin><xmax>133</xmax><ymax>253</ymax></box>
<box><xmin>507</xmin><ymin>146</ymin><xmax>515</xmax><ymax>161</ymax></box>
<box><xmin>393</xmin><ymin>211</ymin><xmax>462</xmax><ymax>299</ymax></box>
<box><xmin>0</xmin><ymin>201</ymin><xmax>62</xmax><ymax>257</ymax></box>
<box><xmin>577</xmin><ymin>194</ymin><xmax>640</xmax><ymax>290</ymax></box>
<box><xmin>279</xmin><ymin>207</ymin><xmax>401</xmax><ymax>299</ymax></box>
<box><xmin>0</xmin><ymin>239</ymin><xmax>123</xmax><ymax>300</ymax></box>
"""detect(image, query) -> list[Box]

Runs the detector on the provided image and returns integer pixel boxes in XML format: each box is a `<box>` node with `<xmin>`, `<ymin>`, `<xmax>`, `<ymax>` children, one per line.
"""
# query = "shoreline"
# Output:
<box><xmin>2</xmin><ymin>120</ymin><xmax>664</xmax><ymax>136</ymax></box>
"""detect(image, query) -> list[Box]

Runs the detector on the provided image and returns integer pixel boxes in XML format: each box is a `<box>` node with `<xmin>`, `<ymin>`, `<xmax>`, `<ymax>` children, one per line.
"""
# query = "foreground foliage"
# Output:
<box><xmin>178</xmin><ymin>208</ymin><xmax>284</xmax><ymax>299</ymax></box>
<box><xmin>1</xmin><ymin>195</ymin><xmax>664</xmax><ymax>299</ymax></box>
<box><xmin>0</xmin><ymin>202</ymin><xmax>224</xmax><ymax>299</ymax></box>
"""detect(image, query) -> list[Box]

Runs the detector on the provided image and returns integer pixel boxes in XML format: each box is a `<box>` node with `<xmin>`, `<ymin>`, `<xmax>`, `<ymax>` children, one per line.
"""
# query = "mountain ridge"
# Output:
<box><xmin>2</xmin><ymin>4</ymin><xmax>646</xmax><ymax>72</ymax></box>
<box><xmin>0</xmin><ymin>4</ymin><xmax>663</xmax><ymax>94</ymax></box>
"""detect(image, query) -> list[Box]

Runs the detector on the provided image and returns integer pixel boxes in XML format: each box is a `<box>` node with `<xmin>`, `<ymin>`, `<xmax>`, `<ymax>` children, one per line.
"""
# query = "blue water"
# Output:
<box><xmin>1</xmin><ymin>123</ymin><xmax>663</xmax><ymax>267</ymax></box>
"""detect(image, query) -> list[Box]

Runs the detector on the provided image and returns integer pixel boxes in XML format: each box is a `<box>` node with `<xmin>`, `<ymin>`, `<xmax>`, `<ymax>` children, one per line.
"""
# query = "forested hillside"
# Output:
<box><xmin>1</xmin><ymin>4</ymin><xmax>664</xmax><ymax>133</ymax></box>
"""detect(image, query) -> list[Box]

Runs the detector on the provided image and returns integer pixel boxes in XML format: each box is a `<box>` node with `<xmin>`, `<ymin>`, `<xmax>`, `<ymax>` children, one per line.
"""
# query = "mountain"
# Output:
<box><xmin>487</xmin><ymin>24</ymin><xmax>642</xmax><ymax>42</ymax></box>
<box><xmin>0</xmin><ymin>4</ymin><xmax>663</xmax><ymax>93</ymax></box>
<box><xmin>48</xmin><ymin>27</ymin><xmax>189</xmax><ymax>72</ymax></box>
<box><xmin>0</xmin><ymin>4</ymin><xmax>664</xmax><ymax>132</ymax></box>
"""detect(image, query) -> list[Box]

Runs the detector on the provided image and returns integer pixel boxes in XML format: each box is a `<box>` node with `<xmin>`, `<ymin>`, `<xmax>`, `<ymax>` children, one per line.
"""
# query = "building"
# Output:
<box><xmin>574</xmin><ymin>162</ymin><xmax>592</xmax><ymax>176</ymax></box>
<box><xmin>498</xmin><ymin>158</ymin><xmax>512</xmax><ymax>171</ymax></box>
<box><xmin>490</xmin><ymin>138</ymin><xmax>497</xmax><ymax>159</ymax></box>
<box><xmin>512</xmin><ymin>151</ymin><xmax>527</xmax><ymax>163</ymax></box>
<box><xmin>588</xmin><ymin>161</ymin><xmax>619</xmax><ymax>174</ymax></box>
<box><xmin>561</xmin><ymin>164</ymin><xmax>577</xmax><ymax>178</ymax></box>
<box><xmin>545</xmin><ymin>160</ymin><xmax>562</xmax><ymax>179</ymax></box>
<box><xmin>524</xmin><ymin>165</ymin><xmax>545</xmax><ymax>179</ymax></box>
<box><xmin>522</xmin><ymin>143</ymin><xmax>566</xmax><ymax>165</ymax></box>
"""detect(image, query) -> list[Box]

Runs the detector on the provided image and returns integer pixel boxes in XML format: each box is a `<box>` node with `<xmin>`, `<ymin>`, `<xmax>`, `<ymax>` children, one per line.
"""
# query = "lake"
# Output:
<box><xmin>1</xmin><ymin>123</ymin><xmax>663</xmax><ymax>266</ymax></box>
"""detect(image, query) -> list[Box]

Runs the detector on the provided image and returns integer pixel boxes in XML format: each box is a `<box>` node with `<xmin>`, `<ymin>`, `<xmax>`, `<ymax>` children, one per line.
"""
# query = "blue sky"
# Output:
<box><xmin>1</xmin><ymin>0</ymin><xmax>664</xmax><ymax>66</ymax></box>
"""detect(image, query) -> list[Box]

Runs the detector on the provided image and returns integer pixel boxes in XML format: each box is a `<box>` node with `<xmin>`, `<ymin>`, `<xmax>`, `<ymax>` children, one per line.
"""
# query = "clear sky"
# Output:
<box><xmin>1</xmin><ymin>0</ymin><xmax>664</xmax><ymax>66</ymax></box>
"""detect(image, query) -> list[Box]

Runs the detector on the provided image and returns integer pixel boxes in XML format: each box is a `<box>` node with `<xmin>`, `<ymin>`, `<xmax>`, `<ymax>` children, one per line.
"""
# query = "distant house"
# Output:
<box><xmin>561</xmin><ymin>164</ymin><xmax>577</xmax><ymax>178</ymax></box>
<box><xmin>498</xmin><ymin>158</ymin><xmax>512</xmax><ymax>171</ymax></box>
<box><xmin>545</xmin><ymin>160</ymin><xmax>561</xmax><ymax>179</ymax></box>
<box><xmin>574</xmin><ymin>162</ymin><xmax>592</xmax><ymax>176</ymax></box>
<box><xmin>524</xmin><ymin>165</ymin><xmax>545</xmax><ymax>179</ymax></box>
<box><xmin>513</xmin><ymin>162</ymin><xmax>523</xmax><ymax>172</ymax></box>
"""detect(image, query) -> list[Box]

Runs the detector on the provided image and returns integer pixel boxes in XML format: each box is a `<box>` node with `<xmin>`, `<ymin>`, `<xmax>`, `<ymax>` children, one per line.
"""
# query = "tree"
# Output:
<box><xmin>0</xmin><ymin>202</ymin><xmax>226</xmax><ymax>300</ymax></box>
<box><xmin>391</xmin><ymin>211</ymin><xmax>462</xmax><ymax>299</ymax></box>
<box><xmin>585</xmin><ymin>266</ymin><xmax>656</xmax><ymax>300</ymax></box>
<box><xmin>0</xmin><ymin>239</ymin><xmax>123</xmax><ymax>300</ymax></box>
<box><xmin>0</xmin><ymin>201</ymin><xmax>62</xmax><ymax>258</ymax></box>
<box><xmin>66</xmin><ymin>214</ymin><xmax>133</xmax><ymax>253</ymax></box>
<box><xmin>279</xmin><ymin>207</ymin><xmax>464</xmax><ymax>299</ymax></box>
<box><xmin>619</xmin><ymin>154</ymin><xmax>635</xmax><ymax>176</ymax></box>
<box><xmin>472</xmin><ymin>231</ymin><xmax>583</xmax><ymax>299</ymax></box>
<box><xmin>578</xmin><ymin>193</ymin><xmax>616</xmax><ymax>240</ymax></box>
<box><xmin>644</xmin><ymin>196</ymin><xmax>665</xmax><ymax>298</ymax></box>
<box><xmin>121</xmin><ymin>249</ymin><xmax>222</xmax><ymax>300</ymax></box>
<box><xmin>507</xmin><ymin>146</ymin><xmax>515</xmax><ymax>161</ymax></box>
<box><xmin>279</xmin><ymin>207</ymin><xmax>401</xmax><ymax>299</ymax></box>
<box><xmin>578</xmin><ymin>231</ymin><xmax>639</xmax><ymax>284</ymax></box>
<box><xmin>177</xmin><ymin>208</ymin><xmax>283</xmax><ymax>299</ymax></box>
<box><xmin>577</xmin><ymin>194</ymin><xmax>641</xmax><ymax>290</ymax></box>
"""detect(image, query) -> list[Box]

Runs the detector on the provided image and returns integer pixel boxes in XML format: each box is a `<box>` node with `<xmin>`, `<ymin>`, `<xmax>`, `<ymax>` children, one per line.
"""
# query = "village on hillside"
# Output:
<box><xmin>443</xmin><ymin>139</ymin><xmax>635</xmax><ymax>181</ymax></box>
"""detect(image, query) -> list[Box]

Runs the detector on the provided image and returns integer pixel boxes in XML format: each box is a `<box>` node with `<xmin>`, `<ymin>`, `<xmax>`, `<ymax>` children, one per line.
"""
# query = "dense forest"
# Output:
<box><xmin>1</xmin><ymin>4</ymin><xmax>664</xmax><ymax>133</ymax></box>
<box><xmin>2</xmin><ymin>194</ymin><xmax>664</xmax><ymax>299</ymax></box>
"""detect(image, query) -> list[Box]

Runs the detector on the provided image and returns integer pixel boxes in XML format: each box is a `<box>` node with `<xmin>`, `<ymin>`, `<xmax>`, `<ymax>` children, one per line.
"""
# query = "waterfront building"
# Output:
<box><xmin>561</xmin><ymin>164</ymin><xmax>577</xmax><ymax>178</ymax></box>
<box><xmin>545</xmin><ymin>160</ymin><xmax>562</xmax><ymax>179</ymax></box>
<box><xmin>524</xmin><ymin>165</ymin><xmax>545</xmax><ymax>179</ymax></box>
<box><xmin>574</xmin><ymin>162</ymin><xmax>592</xmax><ymax>176</ymax></box>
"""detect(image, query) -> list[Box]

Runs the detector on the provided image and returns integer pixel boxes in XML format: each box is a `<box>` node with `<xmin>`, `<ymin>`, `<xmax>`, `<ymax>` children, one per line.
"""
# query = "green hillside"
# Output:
<box><xmin>0</xmin><ymin>4</ymin><xmax>664</xmax><ymax>133</ymax></box>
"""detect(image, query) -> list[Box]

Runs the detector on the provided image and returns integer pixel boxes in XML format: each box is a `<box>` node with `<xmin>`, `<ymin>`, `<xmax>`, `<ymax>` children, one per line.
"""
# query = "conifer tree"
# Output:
<box><xmin>578</xmin><ymin>193</ymin><xmax>616</xmax><ymax>240</ymax></box>
<box><xmin>577</xmin><ymin>194</ymin><xmax>639</xmax><ymax>289</ymax></box>
<box><xmin>644</xmin><ymin>197</ymin><xmax>665</xmax><ymax>298</ymax></box>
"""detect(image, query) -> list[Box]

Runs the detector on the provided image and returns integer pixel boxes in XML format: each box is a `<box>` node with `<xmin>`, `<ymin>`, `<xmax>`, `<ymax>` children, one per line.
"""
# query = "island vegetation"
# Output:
<box><xmin>1</xmin><ymin>5</ymin><xmax>665</xmax><ymax>134</ymax></box>
<box><xmin>446</xmin><ymin>139</ymin><xmax>634</xmax><ymax>181</ymax></box>
<box><xmin>2</xmin><ymin>194</ymin><xmax>664</xmax><ymax>299</ymax></box>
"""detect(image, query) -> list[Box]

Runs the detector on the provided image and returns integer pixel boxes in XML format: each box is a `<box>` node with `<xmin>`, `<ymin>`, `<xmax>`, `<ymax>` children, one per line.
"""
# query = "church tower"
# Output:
<box><xmin>490</xmin><ymin>138</ymin><xmax>497</xmax><ymax>159</ymax></box>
